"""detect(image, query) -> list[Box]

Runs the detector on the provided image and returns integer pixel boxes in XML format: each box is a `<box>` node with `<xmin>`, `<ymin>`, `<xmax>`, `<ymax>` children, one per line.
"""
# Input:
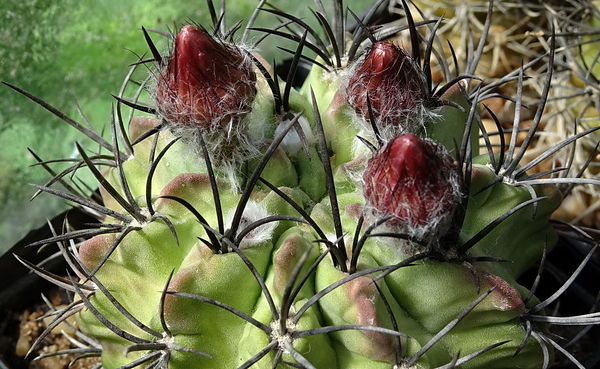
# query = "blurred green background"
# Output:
<box><xmin>0</xmin><ymin>0</ymin><xmax>374</xmax><ymax>256</ymax></box>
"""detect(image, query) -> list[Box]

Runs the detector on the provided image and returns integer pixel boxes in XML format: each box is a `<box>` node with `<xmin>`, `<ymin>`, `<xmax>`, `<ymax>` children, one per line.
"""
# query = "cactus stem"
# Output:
<box><xmin>405</xmin><ymin>287</ymin><xmax>497</xmax><ymax>367</ymax></box>
<box><xmin>70</xmin><ymin>276</ymin><xmax>148</xmax><ymax>345</ymax></box>
<box><xmin>86</xmin><ymin>270</ymin><xmax>164</xmax><ymax>339</ymax></box>
<box><xmin>226</xmin><ymin>112</ymin><xmax>304</xmax><ymax>243</ymax></box>
<box><xmin>297</xmin><ymin>258</ymin><xmax>417</xmax><ymax>323</ymax></box>
<box><xmin>439</xmin><ymin>340</ymin><xmax>511</xmax><ymax>369</ymax></box>
<box><xmin>220</xmin><ymin>234</ymin><xmax>279</xmax><ymax>319</ymax></box>
<box><xmin>258</xmin><ymin>177</ymin><xmax>330</xmax><ymax>241</ymax></box>
<box><xmin>84</xmin><ymin>226</ymin><xmax>141</xmax><ymax>280</ymax></box>
<box><xmin>158</xmin><ymin>195</ymin><xmax>221</xmax><ymax>253</ymax></box>
<box><xmin>13</xmin><ymin>1</ymin><xmax>600</xmax><ymax>366</ymax></box>
<box><xmin>279</xmin><ymin>246</ymin><xmax>314</xmax><ymax>328</ymax></box>
<box><xmin>456</xmin><ymin>197</ymin><xmax>547</xmax><ymax>255</ymax></box>
<box><xmin>234</xmin><ymin>215</ymin><xmax>306</xmax><ymax>245</ymax></box>
<box><xmin>169</xmin><ymin>290</ymin><xmax>272</xmax><ymax>332</ymax></box>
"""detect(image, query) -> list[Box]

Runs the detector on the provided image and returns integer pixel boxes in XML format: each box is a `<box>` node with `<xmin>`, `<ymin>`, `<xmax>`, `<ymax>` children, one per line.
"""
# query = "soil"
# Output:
<box><xmin>1</xmin><ymin>286</ymin><xmax>101</xmax><ymax>369</ymax></box>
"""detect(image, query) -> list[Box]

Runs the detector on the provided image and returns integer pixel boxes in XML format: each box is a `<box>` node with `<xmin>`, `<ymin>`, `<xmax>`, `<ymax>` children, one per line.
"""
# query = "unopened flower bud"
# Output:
<box><xmin>156</xmin><ymin>25</ymin><xmax>257</xmax><ymax>130</ymax></box>
<box><xmin>363</xmin><ymin>134</ymin><xmax>460</xmax><ymax>240</ymax></box>
<box><xmin>346</xmin><ymin>41</ymin><xmax>428</xmax><ymax>130</ymax></box>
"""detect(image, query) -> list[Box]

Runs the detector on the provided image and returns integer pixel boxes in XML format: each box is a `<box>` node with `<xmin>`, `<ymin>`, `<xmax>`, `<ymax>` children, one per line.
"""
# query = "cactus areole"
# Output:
<box><xmin>9</xmin><ymin>1</ymin><xmax>600</xmax><ymax>369</ymax></box>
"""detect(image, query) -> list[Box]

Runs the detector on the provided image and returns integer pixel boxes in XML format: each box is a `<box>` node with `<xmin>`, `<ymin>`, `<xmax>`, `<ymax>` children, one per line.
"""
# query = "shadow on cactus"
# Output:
<box><xmin>4</xmin><ymin>0</ymin><xmax>600</xmax><ymax>368</ymax></box>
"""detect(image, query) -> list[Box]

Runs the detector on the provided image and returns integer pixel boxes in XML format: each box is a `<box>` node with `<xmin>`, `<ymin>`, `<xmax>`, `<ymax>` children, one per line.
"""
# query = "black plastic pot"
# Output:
<box><xmin>517</xmin><ymin>231</ymin><xmax>600</xmax><ymax>369</ymax></box>
<box><xmin>0</xmin><ymin>207</ymin><xmax>99</xmax><ymax>369</ymax></box>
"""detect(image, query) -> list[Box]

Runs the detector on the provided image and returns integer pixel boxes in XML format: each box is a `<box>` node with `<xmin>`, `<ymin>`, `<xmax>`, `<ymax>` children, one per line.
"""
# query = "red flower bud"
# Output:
<box><xmin>156</xmin><ymin>25</ymin><xmax>257</xmax><ymax>130</ymax></box>
<box><xmin>346</xmin><ymin>41</ymin><xmax>428</xmax><ymax>129</ymax></box>
<box><xmin>363</xmin><ymin>134</ymin><xmax>460</xmax><ymax>239</ymax></box>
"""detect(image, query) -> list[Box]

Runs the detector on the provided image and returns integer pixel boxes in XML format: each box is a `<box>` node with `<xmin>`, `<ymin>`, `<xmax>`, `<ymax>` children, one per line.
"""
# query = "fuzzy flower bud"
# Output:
<box><xmin>346</xmin><ymin>41</ymin><xmax>428</xmax><ymax>130</ymax></box>
<box><xmin>363</xmin><ymin>134</ymin><xmax>461</xmax><ymax>241</ymax></box>
<box><xmin>156</xmin><ymin>25</ymin><xmax>257</xmax><ymax>130</ymax></box>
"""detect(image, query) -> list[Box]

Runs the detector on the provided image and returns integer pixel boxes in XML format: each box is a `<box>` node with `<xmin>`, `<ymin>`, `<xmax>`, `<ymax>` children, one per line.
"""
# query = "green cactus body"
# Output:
<box><xmin>73</xmin><ymin>94</ymin><xmax>552</xmax><ymax>368</ymax></box>
<box><xmin>463</xmin><ymin>158</ymin><xmax>562</xmax><ymax>279</ymax></box>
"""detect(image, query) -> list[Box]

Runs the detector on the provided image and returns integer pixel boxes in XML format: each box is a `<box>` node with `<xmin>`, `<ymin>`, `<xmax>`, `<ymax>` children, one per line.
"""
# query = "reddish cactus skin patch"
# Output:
<box><xmin>483</xmin><ymin>272</ymin><xmax>526</xmax><ymax>312</ymax></box>
<box><xmin>363</xmin><ymin>134</ymin><xmax>460</xmax><ymax>237</ymax></box>
<box><xmin>156</xmin><ymin>25</ymin><xmax>257</xmax><ymax>130</ymax></box>
<box><xmin>346</xmin><ymin>41</ymin><xmax>428</xmax><ymax>128</ymax></box>
<box><xmin>346</xmin><ymin>276</ymin><xmax>396</xmax><ymax>362</ymax></box>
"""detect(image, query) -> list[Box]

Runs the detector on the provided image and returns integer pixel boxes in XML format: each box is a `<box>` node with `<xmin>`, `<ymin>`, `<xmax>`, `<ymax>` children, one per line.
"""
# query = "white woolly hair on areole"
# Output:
<box><xmin>147</xmin><ymin>31</ymin><xmax>270</xmax><ymax>192</ymax></box>
<box><xmin>225</xmin><ymin>200</ymin><xmax>278</xmax><ymax>248</ymax></box>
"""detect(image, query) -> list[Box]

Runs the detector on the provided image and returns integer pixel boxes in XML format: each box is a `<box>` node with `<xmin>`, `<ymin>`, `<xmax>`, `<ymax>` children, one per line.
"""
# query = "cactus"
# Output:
<box><xmin>6</xmin><ymin>0</ymin><xmax>600</xmax><ymax>368</ymax></box>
